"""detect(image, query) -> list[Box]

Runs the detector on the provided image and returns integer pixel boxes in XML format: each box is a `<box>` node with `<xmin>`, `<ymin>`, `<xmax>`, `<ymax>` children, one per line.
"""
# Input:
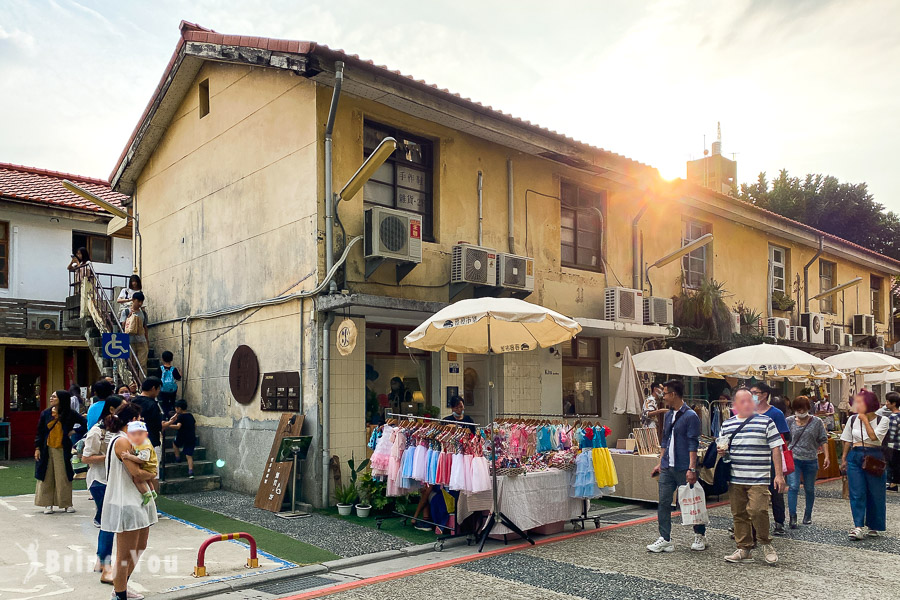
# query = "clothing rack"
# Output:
<box><xmin>376</xmin><ymin>413</ymin><xmax>485</xmax><ymax>550</ymax></box>
<box><xmin>386</xmin><ymin>412</ymin><xmax>484</xmax><ymax>427</ymax></box>
<box><xmin>497</xmin><ymin>412</ymin><xmax>612</xmax><ymax>532</ymax></box>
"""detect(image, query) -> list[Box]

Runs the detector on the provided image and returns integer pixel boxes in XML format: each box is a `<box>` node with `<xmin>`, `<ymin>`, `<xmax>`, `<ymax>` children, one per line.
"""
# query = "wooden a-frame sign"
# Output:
<box><xmin>254</xmin><ymin>413</ymin><xmax>305</xmax><ymax>511</ymax></box>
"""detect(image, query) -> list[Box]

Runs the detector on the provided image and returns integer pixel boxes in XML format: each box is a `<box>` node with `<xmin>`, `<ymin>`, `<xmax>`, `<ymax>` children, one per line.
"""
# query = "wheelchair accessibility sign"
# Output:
<box><xmin>102</xmin><ymin>333</ymin><xmax>131</xmax><ymax>359</ymax></box>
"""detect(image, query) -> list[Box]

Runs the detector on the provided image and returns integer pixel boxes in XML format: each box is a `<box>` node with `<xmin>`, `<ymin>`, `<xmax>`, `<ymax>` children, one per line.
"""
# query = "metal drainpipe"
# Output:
<box><xmin>324</xmin><ymin>62</ymin><xmax>344</xmax><ymax>293</ymax></box>
<box><xmin>632</xmin><ymin>202</ymin><xmax>648</xmax><ymax>290</ymax></box>
<box><xmin>321</xmin><ymin>311</ymin><xmax>335</xmax><ymax>507</ymax></box>
<box><xmin>507</xmin><ymin>159</ymin><xmax>514</xmax><ymax>253</ymax></box>
<box><xmin>477</xmin><ymin>171</ymin><xmax>484</xmax><ymax>246</ymax></box>
<box><xmin>803</xmin><ymin>236</ymin><xmax>824</xmax><ymax>312</ymax></box>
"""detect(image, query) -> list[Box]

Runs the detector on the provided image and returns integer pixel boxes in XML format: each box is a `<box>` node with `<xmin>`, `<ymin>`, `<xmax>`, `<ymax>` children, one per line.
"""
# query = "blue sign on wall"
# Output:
<box><xmin>102</xmin><ymin>333</ymin><xmax>131</xmax><ymax>359</ymax></box>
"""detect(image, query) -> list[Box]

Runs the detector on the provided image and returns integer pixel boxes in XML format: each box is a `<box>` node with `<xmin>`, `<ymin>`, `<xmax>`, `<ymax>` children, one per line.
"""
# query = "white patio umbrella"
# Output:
<box><xmin>404</xmin><ymin>297</ymin><xmax>581</xmax><ymax>354</ymax></box>
<box><xmin>404</xmin><ymin>297</ymin><xmax>581</xmax><ymax>551</ymax></box>
<box><xmin>615</xmin><ymin>347</ymin><xmax>719</xmax><ymax>378</ymax></box>
<box><xmin>613</xmin><ymin>345</ymin><xmax>643</xmax><ymax>415</ymax></box>
<box><xmin>864</xmin><ymin>370</ymin><xmax>900</xmax><ymax>385</ymax></box>
<box><xmin>824</xmin><ymin>351</ymin><xmax>900</xmax><ymax>375</ymax></box>
<box><xmin>698</xmin><ymin>343</ymin><xmax>834</xmax><ymax>379</ymax></box>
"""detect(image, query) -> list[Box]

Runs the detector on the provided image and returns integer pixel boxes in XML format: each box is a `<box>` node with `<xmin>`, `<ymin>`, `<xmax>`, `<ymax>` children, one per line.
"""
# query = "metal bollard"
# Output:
<box><xmin>193</xmin><ymin>532</ymin><xmax>259</xmax><ymax>577</ymax></box>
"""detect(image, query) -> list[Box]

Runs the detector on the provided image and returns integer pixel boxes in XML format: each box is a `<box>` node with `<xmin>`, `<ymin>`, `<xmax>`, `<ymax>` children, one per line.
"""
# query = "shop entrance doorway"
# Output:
<box><xmin>4</xmin><ymin>348</ymin><xmax>47</xmax><ymax>458</ymax></box>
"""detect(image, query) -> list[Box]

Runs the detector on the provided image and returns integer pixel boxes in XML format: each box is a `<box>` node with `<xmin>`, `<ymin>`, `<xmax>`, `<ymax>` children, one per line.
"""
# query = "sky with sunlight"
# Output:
<box><xmin>2</xmin><ymin>0</ymin><xmax>899</xmax><ymax>208</ymax></box>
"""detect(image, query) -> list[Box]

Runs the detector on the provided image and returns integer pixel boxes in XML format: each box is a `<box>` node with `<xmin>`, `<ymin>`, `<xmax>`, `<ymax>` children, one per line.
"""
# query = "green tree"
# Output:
<box><xmin>738</xmin><ymin>170</ymin><xmax>900</xmax><ymax>260</ymax></box>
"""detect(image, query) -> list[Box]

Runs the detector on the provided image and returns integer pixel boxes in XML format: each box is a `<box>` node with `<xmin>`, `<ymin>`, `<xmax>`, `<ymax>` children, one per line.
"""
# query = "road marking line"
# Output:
<box><xmin>0</xmin><ymin>498</ymin><xmax>19</xmax><ymax>511</ymax></box>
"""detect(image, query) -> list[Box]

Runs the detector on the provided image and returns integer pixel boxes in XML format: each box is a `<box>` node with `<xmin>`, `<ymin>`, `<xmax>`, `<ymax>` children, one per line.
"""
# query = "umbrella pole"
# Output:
<box><xmin>477</xmin><ymin>349</ymin><xmax>534</xmax><ymax>552</ymax></box>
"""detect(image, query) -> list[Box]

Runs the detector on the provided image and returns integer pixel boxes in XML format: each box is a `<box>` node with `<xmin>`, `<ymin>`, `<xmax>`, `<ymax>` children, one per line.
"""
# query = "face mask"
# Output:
<box><xmin>795</xmin><ymin>411</ymin><xmax>809</xmax><ymax>418</ymax></box>
<box><xmin>752</xmin><ymin>394</ymin><xmax>760</xmax><ymax>405</ymax></box>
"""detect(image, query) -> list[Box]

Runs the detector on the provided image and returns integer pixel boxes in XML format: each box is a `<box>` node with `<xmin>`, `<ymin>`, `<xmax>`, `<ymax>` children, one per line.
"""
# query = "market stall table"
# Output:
<box><xmin>456</xmin><ymin>469</ymin><xmax>583</xmax><ymax>537</ymax></box>
<box><xmin>608</xmin><ymin>452</ymin><xmax>661</xmax><ymax>503</ymax></box>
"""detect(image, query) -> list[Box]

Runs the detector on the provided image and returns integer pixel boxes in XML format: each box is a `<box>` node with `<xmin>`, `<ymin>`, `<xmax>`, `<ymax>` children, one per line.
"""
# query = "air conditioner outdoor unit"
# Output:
<box><xmin>767</xmin><ymin>317</ymin><xmax>790</xmax><ymax>340</ymax></box>
<box><xmin>876</xmin><ymin>335</ymin><xmax>885</xmax><ymax>348</ymax></box>
<box><xmin>843</xmin><ymin>333</ymin><xmax>854</xmax><ymax>347</ymax></box>
<box><xmin>800</xmin><ymin>312</ymin><xmax>825</xmax><ymax>344</ymax></box>
<box><xmin>28</xmin><ymin>310</ymin><xmax>61</xmax><ymax>331</ymax></box>
<box><xmin>790</xmin><ymin>326</ymin><xmax>807</xmax><ymax>343</ymax></box>
<box><xmin>364</xmin><ymin>206</ymin><xmax>423</xmax><ymax>263</ymax></box>
<box><xmin>605</xmin><ymin>287</ymin><xmax>643</xmax><ymax>324</ymax></box>
<box><xmin>451</xmin><ymin>243</ymin><xmax>497</xmax><ymax>287</ymax></box>
<box><xmin>643</xmin><ymin>297</ymin><xmax>674</xmax><ymax>326</ymax></box>
<box><xmin>496</xmin><ymin>253</ymin><xmax>534</xmax><ymax>292</ymax></box>
<box><xmin>825</xmin><ymin>325</ymin><xmax>842</xmax><ymax>346</ymax></box>
<box><xmin>730</xmin><ymin>312</ymin><xmax>742</xmax><ymax>334</ymax></box>
<box><xmin>852</xmin><ymin>314</ymin><xmax>875</xmax><ymax>337</ymax></box>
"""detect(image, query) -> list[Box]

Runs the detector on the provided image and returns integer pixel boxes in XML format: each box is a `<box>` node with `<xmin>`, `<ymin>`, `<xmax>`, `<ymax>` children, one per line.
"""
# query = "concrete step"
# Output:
<box><xmin>164</xmin><ymin>446</ymin><xmax>207</xmax><ymax>461</ymax></box>
<box><xmin>163</xmin><ymin>459</ymin><xmax>216</xmax><ymax>479</ymax></box>
<box><xmin>160</xmin><ymin>474</ymin><xmax>221</xmax><ymax>494</ymax></box>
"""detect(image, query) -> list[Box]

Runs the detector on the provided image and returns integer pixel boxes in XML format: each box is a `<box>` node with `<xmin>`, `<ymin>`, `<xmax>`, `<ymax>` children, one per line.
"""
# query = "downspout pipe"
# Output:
<box><xmin>324</xmin><ymin>61</ymin><xmax>344</xmax><ymax>293</ymax></box>
<box><xmin>632</xmin><ymin>202</ymin><xmax>649</xmax><ymax>290</ymax></box>
<box><xmin>507</xmin><ymin>159</ymin><xmax>515</xmax><ymax>254</ymax></box>
<box><xmin>321</xmin><ymin>310</ymin><xmax>335</xmax><ymax>507</ymax></box>
<box><xmin>803</xmin><ymin>236</ymin><xmax>824</xmax><ymax>313</ymax></box>
<box><xmin>477</xmin><ymin>171</ymin><xmax>484</xmax><ymax>246</ymax></box>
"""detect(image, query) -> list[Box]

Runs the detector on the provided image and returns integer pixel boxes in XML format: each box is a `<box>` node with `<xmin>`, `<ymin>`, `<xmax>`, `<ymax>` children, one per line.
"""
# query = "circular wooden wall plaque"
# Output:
<box><xmin>229</xmin><ymin>345</ymin><xmax>259</xmax><ymax>405</ymax></box>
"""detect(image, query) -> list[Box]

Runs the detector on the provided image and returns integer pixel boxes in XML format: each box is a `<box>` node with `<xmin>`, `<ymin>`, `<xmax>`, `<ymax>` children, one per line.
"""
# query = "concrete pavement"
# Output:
<box><xmin>0</xmin><ymin>490</ymin><xmax>292</xmax><ymax>600</ymax></box>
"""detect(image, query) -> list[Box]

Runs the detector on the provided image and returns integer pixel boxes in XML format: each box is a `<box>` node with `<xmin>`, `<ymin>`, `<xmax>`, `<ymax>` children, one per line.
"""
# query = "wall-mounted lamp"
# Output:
<box><xmin>645</xmin><ymin>233</ymin><xmax>714</xmax><ymax>295</ymax></box>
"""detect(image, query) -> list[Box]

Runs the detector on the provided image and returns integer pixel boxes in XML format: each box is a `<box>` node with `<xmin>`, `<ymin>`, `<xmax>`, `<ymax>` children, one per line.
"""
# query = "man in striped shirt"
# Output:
<box><xmin>719</xmin><ymin>388</ymin><xmax>786</xmax><ymax>565</ymax></box>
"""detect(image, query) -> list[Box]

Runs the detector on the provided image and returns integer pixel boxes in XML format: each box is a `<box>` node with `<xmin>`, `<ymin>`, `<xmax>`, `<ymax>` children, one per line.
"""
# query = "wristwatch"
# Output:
<box><xmin>688</xmin><ymin>467</ymin><xmax>697</xmax><ymax>473</ymax></box>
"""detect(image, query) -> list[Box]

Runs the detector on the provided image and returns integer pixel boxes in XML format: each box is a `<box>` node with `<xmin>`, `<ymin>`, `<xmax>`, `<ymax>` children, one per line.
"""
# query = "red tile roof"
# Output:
<box><xmin>0</xmin><ymin>162</ymin><xmax>127</xmax><ymax>214</ymax></box>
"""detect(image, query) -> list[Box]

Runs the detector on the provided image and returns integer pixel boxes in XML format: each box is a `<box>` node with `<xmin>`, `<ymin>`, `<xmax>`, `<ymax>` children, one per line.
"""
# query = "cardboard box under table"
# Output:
<box><xmin>456</xmin><ymin>469</ymin><xmax>583</xmax><ymax>539</ymax></box>
<box><xmin>608</xmin><ymin>452</ymin><xmax>661</xmax><ymax>503</ymax></box>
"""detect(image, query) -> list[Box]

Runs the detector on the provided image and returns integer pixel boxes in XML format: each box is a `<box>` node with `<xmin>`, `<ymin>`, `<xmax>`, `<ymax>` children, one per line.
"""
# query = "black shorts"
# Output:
<box><xmin>175</xmin><ymin>443</ymin><xmax>195</xmax><ymax>456</ymax></box>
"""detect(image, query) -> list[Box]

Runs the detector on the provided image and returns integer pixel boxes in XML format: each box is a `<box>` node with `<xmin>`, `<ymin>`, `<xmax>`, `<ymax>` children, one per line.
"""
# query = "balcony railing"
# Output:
<box><xmin>0</xmin><ymin>298</ymin><xmax>83</xmax><ymax>340</ymax></box>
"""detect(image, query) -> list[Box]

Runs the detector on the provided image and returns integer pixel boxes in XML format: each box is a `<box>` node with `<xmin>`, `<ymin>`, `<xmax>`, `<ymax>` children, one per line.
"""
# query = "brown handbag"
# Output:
<box><xmin>856</xmin><ymin>416</ymin><xmax>886</xmax><ymax>477</ymax></box>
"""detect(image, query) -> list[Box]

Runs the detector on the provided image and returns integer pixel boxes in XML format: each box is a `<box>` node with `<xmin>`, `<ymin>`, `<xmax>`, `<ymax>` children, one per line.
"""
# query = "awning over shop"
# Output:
<box><xmin>315</xmin><ymin>293</ymin><xmax>448</xmax><ymax>327</ymax></box>
<box><xmin>574</xmin><ymin>318</ymin><xmax>671</xmax><ymax>339</ymax></box>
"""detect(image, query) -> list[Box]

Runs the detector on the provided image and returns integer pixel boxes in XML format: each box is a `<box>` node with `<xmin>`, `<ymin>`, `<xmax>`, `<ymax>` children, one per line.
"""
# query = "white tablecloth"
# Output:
<box><xmin>456</xmin><ymin>469</ymin><xmax>582</xmax><ymax>535</ymax></box>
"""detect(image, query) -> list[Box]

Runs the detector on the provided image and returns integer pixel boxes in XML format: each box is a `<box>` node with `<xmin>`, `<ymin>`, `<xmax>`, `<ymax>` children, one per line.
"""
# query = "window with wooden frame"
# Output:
<box><xmin>770</xmin><ymin>245</ymin><xmax>788</xmax><ymax>295</ymax></box>
<box><xmin>871</xmin><ymin>275</ymin><xmax>884</xmax><ymax>322</ymax></box>
<box><xmin>0</xmin><ymin>221</ymin><xmax>9</xmax><ymax>288</ymax></box>
<box><xmin>560</xmin><ymin>182</ymin><xmax>605</xmax><ymax>272</ymax></box>
<box><xmin>72</xmin><ymin>231</ymin><xmax>112</xmax><ymax>264</ymax></box>
<box><xmin>363</xmin><ymin>121</ymin><xmax>435</xmax><ymax>242</ymax></box>
<box><xmin>819</xmin><ymin>260</ymin><xmax>836</xmax><ymax>314</ymax></box>
<box><xmin>364</xmin><ymin>324</ymin><xmax>428</xmax><ymax>357</ymax></box>
<box><xmin>561</xmin><ymin>338</ymin><xmax>601</xmax><ymax>416</ymax></box>
<box><xmin>681</xmin><ymin>220</ymin><xmax>711</xmax><ymax>288</ymax></box>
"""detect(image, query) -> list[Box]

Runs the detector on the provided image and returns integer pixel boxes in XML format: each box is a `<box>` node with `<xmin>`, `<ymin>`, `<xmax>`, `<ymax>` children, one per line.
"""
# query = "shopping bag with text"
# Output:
<box><xmin>678</xmin><ymin>483</ymin><xmax>709</xmax><ymax>526</ymax></box>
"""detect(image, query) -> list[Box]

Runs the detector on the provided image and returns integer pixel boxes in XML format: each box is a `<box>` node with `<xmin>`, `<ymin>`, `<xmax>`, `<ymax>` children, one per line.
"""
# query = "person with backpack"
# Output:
<box><xmin>720</xmin><ymin>388</ymin><xmax>786</xmax><ymax>566</ymax></box>
<box><xmin>119</xmin><ymin>291</ymin><xmax>149</xmax><ymax>371</ymax></box>
<box><xmin>157</xmin><ymin>351</ymin><xmax>182</xmax><ymax>418</ymax></box>
<box><xmin>841</xmin><ymin>390</ymin><xmax>890</xmax><ymax>540</ymax></box>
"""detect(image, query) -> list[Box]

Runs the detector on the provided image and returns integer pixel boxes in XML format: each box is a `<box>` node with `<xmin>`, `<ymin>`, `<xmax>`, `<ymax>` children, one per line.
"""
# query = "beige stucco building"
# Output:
<box><xmin>109</xmin><ymin>22</ymin><xmax>899</xmax><ymax>506</ymax></box>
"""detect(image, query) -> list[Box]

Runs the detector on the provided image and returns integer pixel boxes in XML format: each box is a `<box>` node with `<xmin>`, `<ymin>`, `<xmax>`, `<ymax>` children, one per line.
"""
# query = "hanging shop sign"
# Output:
<box><xmin>229</xmin><ymin>345</ymin><xmax>259</xmax><ymax>405</ymax></box>
<box><xmin>336</xmin><ymin>318</ymin><xmax>358</xmax><ymax>356</ymax></box>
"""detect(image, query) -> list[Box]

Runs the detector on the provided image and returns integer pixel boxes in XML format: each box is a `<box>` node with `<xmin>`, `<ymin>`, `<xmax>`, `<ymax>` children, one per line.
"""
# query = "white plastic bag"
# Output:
<box><xmin>678</xmin><ymin>483</ymin><xmax>709</xmax><ymax>526</ymax></box>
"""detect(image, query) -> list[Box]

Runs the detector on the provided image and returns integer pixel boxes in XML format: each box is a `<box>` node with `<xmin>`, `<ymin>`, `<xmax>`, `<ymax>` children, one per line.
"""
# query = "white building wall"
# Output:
<box><xmin>0</xmin><ymin>203</ymin><xmax>133</xmax><ymax>302</ymax></box>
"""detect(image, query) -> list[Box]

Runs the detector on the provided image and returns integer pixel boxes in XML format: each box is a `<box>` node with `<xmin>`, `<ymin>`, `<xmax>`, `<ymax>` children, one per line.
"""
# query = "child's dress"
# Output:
<box><xmin>370</xmin><ymin>425</ymin><xmax>393</xmax><ymax>478</ymax></box>
<box><xmin>571</xmin><ymin>449</ymin><xmax>602</xmax><ymax>498</ymax></box>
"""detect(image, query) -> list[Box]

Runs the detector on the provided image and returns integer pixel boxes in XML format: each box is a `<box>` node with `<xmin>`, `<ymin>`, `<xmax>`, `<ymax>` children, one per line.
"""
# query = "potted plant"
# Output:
<box><xmin>334</xmin><ymin>483</ymin><xmax>357</xmax><ymax>516</ymax></box>
<box><xmin>347</xmin><ymin>454</ymin><xmax>371</xmax><ymax>518</ymax></box>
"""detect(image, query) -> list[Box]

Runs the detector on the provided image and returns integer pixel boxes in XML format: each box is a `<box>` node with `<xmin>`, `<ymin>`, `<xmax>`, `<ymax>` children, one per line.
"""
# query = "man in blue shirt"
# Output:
<box><xmin>647</xmin><ymin>379</ymin><xmax>707</xmax><ymax>553</ymax></box>
<box><xmin>85</xmin><ymin>379</ymin><xmax>115</xmax><ymax>429</ymax></box>
<box><xmin>751</xmin><ymin>382</ymin><xmax>791</xmax><ymax>537</ymax></box>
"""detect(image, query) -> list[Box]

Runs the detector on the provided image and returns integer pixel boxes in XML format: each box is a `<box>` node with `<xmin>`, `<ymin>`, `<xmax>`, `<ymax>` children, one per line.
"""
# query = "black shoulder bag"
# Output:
<box><xmin>701</xmin><ymin>415</ymin><xmax>756</xmax><ymax>495</ymax></box>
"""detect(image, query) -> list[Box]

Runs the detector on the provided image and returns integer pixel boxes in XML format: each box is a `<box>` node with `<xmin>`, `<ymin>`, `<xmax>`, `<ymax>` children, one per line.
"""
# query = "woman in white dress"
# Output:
<box><xmin>102</xmin><ymin>403</ymin><xmax>158</xmax><ymax>600</ymax></box>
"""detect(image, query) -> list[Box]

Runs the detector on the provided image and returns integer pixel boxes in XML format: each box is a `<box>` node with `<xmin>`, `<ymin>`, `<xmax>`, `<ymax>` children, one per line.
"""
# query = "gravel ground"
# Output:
<box><xmin>169</xmin><ymin>490</ymin><xmax>413</xmax><ymax>558</ymax></box>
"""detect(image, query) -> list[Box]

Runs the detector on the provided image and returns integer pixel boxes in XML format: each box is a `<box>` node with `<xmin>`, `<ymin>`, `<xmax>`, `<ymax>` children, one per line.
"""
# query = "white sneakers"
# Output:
<box><xmin>849</xmin><ymin>527</ymin><xmax>880</xmax><ymax>540</ymax></box>
<box><xmin>647</xmin><ymin>535</ymin><xmax>708</xmax><ymax>553</ymax></box>
<box><xmin>646</xmin><ymin>537</ymin><xmax>675</xmax><ymax>553</ymax></box>
<box><xmin>65</xmin><ymin>507</ymin><xmax>76</xmax><ymax>513</ymax></box>
<box><xmin>761</xmin><ymin>544</ymin><xmax>778</xmax><ymax>565</ymax></box>
<box><xmin>43</xmin><ymin>506</ymin><xmax>53</xmax><ymax>514</ymax></box>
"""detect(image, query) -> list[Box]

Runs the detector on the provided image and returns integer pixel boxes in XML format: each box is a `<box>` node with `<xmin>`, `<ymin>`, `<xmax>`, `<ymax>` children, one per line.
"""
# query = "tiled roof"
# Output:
<box><xmin>0</xmin><ymin>162</ymin><xmax>126</xmax><ymax>214</ymax></box>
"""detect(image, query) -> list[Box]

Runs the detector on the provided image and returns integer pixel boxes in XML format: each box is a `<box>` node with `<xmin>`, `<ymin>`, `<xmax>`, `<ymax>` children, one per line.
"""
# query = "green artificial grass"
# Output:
<box><xmin>0</xmin><ymin>460</ymin><xmax>87</xmax><ymax>496</ymax></box>
<box><xmin>318</xmin><ymin>506</ymin><xmax>441</xmax><ymax>545</ymax></box>
<box><xmin>155</xmin><ymin>496</ymin><xmax>339</xmax><ymax>565</ymax></box>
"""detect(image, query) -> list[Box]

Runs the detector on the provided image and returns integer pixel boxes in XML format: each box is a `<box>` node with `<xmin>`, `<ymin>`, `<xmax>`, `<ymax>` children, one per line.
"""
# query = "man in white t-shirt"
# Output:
<box><xmin>719</xmin><ymin>388</ymin><xmax>786</xmax><ymax>566</ymax></box>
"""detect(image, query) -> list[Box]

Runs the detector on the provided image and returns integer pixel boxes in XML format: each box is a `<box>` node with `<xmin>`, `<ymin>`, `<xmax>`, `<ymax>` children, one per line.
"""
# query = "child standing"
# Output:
<box><xmin>158</xmin><ymin>351</ymin><xmax>182</xmax><ymax>418</ymax></box>
<box><xmin>120</xmin><ymin>421</ymin><xmax>158</xmax><ymax>505</ymax></box>
<box><xmin>164</xmin><ymin>400</ymin><xmax>197</xmax><ymax>479</ymax></box>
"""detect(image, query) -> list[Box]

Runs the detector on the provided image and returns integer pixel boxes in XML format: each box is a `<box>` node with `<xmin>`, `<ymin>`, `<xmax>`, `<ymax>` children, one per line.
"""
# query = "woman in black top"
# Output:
<box><xmin>445</xmin><ymin>396</ymin><xmax>476</xmax><ymax>434</ymax></box>
<box><xmin>34</xmin><ymin>390</ymin><xmax>86</xmax><ymax>513</ymax></box>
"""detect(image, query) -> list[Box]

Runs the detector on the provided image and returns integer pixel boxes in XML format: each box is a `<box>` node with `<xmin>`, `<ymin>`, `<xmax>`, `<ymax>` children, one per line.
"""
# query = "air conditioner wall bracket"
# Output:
<box><xmin>364</xmin><ymin>257</ymin><xmax>418</xmax><ymax>282</ymax></box>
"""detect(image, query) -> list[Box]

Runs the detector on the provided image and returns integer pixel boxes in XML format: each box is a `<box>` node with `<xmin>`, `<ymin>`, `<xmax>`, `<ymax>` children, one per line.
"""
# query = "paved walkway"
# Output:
<box><xmin>268</xmin><ymin>480</ymin><xmax>900</xmax><ymax>600</ymax></box>
<box><xmin>0</xmin><ymin>490</ymin><xmax>292</xmax><ymax>600</ymax></box>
